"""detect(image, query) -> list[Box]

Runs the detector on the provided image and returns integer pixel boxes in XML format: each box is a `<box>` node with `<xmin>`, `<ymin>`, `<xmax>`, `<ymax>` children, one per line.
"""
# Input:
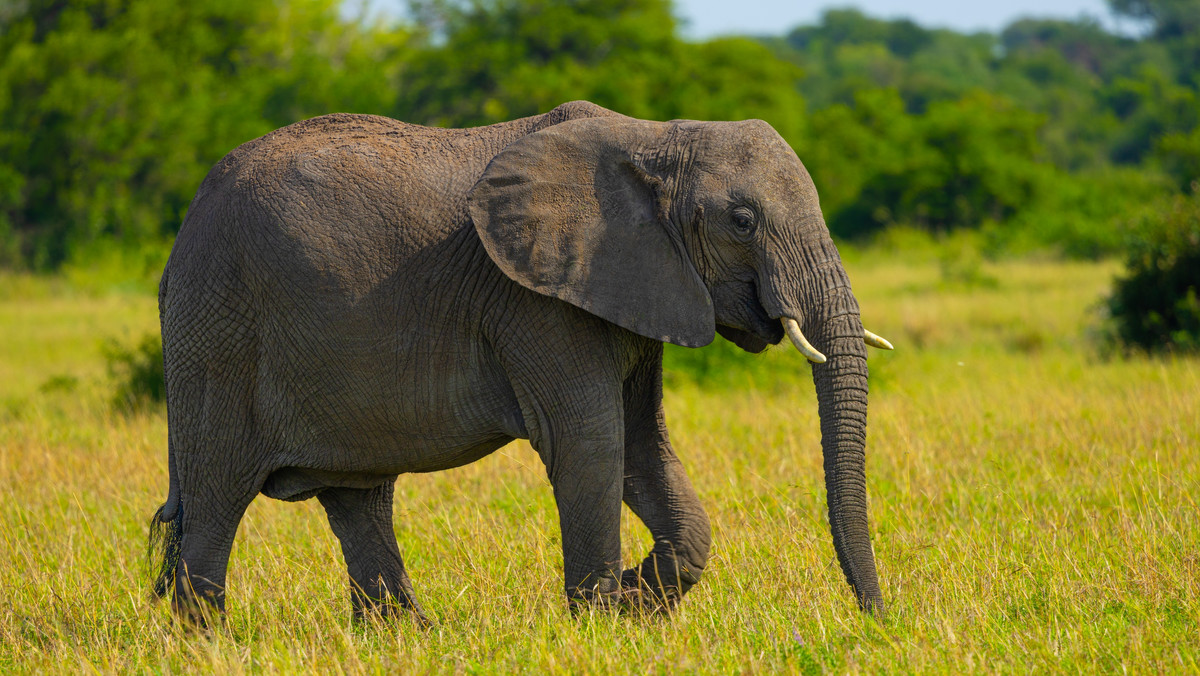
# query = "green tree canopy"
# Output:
<box><xmin>1</xmin><ymin>0</ymin><xmax>1198</xmax><ymax>269</ymax></box>
<box><xmin>399</xmin><ymin>0</ymin><xmax>806</xmax><ymax>140</ymax></box>
<box><xmin>0</xmin><ymin>0</ymin><xmax>407</xmax><ymax>267</ymax></box>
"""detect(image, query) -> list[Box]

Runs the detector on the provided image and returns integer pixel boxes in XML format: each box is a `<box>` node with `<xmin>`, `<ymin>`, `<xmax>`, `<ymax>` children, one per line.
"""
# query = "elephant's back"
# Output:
<box><xmin>188</xmin><ymin>100</ymin><xmax>628</xmax><ymax>227</ymax></box>
<box><xmin>187</xmin><ymin>112</ymin><xmax>496</xmax><ymax>244</ymax></box>
<box><xmin>172</xmin><ymin>102</ymin><xmax>625</xmax><ymax>288</ymax></box>
<box><xmin>165</xmin><ymin>115</ymin><xmax>479</xmax><ymax>311</ymax></box>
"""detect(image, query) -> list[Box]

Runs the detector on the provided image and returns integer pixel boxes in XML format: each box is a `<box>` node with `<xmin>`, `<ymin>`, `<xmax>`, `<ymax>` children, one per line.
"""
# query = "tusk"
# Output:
<box><xmin>783</xmin><ymin>318</ymin><xmax>826</xmax><ymax>364</ymax></box>
<box><xmin>863</xmin><ymin>328</ymin><xmax>894</xmax><ymax>350</ymax></box>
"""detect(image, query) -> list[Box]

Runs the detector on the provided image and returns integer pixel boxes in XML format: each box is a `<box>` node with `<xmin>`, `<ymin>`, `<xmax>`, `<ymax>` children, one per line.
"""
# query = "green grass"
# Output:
<box><xmin>1</xmin><ymin>255</ymin><xmax>1197</xmax><ymax>672</ymax></box>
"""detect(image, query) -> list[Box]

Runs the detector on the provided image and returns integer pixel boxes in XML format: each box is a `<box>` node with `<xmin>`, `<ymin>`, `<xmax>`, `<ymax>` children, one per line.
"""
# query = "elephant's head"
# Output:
<box><xmin>468</xmin><ymin>115</ymin><xmax>890</xmax><ymax>613</ymax></box>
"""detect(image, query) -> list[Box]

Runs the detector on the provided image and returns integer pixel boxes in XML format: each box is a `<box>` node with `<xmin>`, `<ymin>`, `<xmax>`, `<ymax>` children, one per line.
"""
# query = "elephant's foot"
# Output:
<box><xmin>170</xmin><ymin>582</ymin><xmax>227</xmax><ymax>631</ymax></box>
<box><xmin>564</xmin><ymin>570</ymin><xmax>686</xmax><ymax>616</ymax></box>
<box><xmin>350</xmin><ymin>585</ymin><xmax>431</xmax><ymax>628</ymax></box>
<box><xmin>617</xmin><ymin>554</ymin><xmax>702</xmax><ymax>614</ymax></box>
<box><xmin>618</xmin><ymin>568</ymin><xmax>681</xmax><ymax>614</ymax></box>
<box><xmin>565</xmin><ymin>571</ymin><xmax>630</xmax><ymax>614</ymax></box>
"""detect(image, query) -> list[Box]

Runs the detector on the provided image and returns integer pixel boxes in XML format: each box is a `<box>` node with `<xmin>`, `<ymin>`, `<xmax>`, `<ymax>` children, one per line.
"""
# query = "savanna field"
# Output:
<box><xmin>0</xmin><ymin>250</ymin><xmax>1194</xmax><ymax>673</ymax></box>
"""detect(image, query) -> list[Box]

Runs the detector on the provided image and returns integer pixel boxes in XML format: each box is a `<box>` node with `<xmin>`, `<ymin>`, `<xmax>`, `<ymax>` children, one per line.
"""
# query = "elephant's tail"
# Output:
<box><xmin>148</xmin><ymin>494</ymin><xmax>182</xmax><ymax>599</ymax></box>
<box><xmin>149</xmin><ymin>264</ymin><xmax>182</xmax><ymax>599</ymax></box>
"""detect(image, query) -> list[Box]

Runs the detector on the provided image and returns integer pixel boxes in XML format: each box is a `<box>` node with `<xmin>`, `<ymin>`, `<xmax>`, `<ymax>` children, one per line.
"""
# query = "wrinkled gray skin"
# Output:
<box><xmin>150</xmin><ymin>100</ymin><xmax>883</xmax><ymax>622</ymax></box>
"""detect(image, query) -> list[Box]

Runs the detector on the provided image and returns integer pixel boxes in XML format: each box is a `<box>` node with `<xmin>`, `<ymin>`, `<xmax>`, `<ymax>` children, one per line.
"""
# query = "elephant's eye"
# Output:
<box><xmin>731</xmin><ymin>206</ymin><xmax>757</xmax><ymax>233</ymax></box>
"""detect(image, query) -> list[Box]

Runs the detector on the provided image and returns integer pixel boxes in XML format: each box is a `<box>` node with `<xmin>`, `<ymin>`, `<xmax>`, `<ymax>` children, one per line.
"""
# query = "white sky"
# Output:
<box><xmin>359</xmin><ymin>0</ymin><xmax>1134</xmax><ymax>37</ymax></box>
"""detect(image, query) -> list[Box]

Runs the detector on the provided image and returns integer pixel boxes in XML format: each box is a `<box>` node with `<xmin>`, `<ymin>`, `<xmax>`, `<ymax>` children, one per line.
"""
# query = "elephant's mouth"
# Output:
<box><xmin>714</xmin><ymin>281</ymin><xmax>786</xmax><ymax>353</ymax></box>
<box><xmin>715</xmin><ymin>324</ymin><xmax>771</xmax><ymax>353</ymax></box>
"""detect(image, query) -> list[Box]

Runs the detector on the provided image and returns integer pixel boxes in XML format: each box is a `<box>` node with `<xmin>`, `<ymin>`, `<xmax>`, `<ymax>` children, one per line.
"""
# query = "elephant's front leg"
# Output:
<box><xmin>620</xmin><ymin>348</ymin><xmax>712</xmax><ymax>610</ymax></box>
<box><xmin>497</xmin><ymin>304</ymin><xmax>641</xmax><ymax>609</ymax></box>
<box><xmin>546</xmin><ymin>433</ymin><xmax>626</xmax><ymax>608</ymax></box>
<box><xmin>621</xmin><ymin>432</ymin><xmax>711</xmax><ymax>610</ymax></box>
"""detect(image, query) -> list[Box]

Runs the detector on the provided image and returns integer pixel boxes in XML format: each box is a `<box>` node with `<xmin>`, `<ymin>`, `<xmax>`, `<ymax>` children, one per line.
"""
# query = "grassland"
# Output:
<box><xmin>1</xmin><ymin>254</ymin><xmax>1197</xmax><ymax>673</ymax></box>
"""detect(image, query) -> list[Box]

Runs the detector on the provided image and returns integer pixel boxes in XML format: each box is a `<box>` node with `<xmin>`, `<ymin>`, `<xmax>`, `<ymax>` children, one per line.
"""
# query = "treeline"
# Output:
<box><xmin>1</xmin><ymin>0</ymin><xmax>1198</xmax><ymax>269</ymax></box>
<box><xmin>771</xmin><ymin>5</ymin><xmax>1200</xmax><ymax>255</ymax></box>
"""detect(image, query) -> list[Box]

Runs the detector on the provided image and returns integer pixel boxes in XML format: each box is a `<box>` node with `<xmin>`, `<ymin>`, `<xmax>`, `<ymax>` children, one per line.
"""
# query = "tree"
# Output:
<box><xmin>1109</xmin><ymin>0</ymin><xmax>1200</xmax><ymax>85</ymax></box>
<box><xmin>808</xmin><ymin>89</ymin><xmax>1046</xmax><ymax>238</ymax></box>
<box><xmin>0</xmin><ymin>0</ymin><xmax>407</xmax><ymax>268</ymax></box>
<box><xmin>400</xmin><ymin>0</ymin><xmax>679</xmax><ymax>126</ymax></box>
<box><xmin>397</xmin><ymin>0</ymin><xmax>806</xmax><ymax>139</ymax></box>
<box><xmin>1157</xmin><ymin>127</ymin><xmax>1200</xmax><ymax>190</ymax></box>
<box><xmin>1109</xmin><ymin>0</ymin><xmax>1200</xmax><ymax>39</ymax></box>
<box><xmin>1104</xmin><ymin>67</ymin><xmax>1199</xmax><ymax>164</ymax></box>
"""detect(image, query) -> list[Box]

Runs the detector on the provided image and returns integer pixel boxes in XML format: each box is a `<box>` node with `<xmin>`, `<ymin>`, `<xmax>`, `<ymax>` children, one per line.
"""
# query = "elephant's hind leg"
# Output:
<box><xmin>318</xmin><ymin>481</ymin><xmax>427</xmax><ymax>623</ymax></box>
<box><xmin>171</xmin><ymin>463</ymin><xmax>263</xmax><ymax>626</ymax></box>
<box><xmin>167</xmin><ymin>377</ymin><xmax>269</xmax><ymax>625</ymax></box>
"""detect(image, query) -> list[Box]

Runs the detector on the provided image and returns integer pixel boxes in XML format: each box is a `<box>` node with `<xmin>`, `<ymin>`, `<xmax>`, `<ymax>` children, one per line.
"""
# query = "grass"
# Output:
<box><xmin>1</xmin><ymin>254</ymin><xmax>1197</xmax><ymax>672</ymax></box>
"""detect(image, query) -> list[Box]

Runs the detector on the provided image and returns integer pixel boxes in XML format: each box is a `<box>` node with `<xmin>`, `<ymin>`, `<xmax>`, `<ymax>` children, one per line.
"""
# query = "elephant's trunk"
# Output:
<box><xmin>788</xmin><ymin>284</ymin><xmax>883</xmax><ymax>614</ymax></box>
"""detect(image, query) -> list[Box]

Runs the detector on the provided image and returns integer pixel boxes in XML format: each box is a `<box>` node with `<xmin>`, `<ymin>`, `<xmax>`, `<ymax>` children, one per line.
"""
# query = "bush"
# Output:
<box><xmin>1105</xmin><ymin>186</ymin><xmax>1200</xmax><ymax>354</ymax></box>
<box><xmin>104</xmin><ymin>333</ymin><xmax>165</xmax><ymax>411</ymax></box>
<box><xmin>1000</xmin><ymin>165</ymin><xmax>1175</xmax><ymax>258</ymax></box>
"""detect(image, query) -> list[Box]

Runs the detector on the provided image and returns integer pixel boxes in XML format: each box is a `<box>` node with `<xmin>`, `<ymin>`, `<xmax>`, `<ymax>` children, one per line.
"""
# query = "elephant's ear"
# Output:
<box><xmin>468</xmin><ymin>117</ymin><xmax>715</xmax><ymax>347</ymax></box>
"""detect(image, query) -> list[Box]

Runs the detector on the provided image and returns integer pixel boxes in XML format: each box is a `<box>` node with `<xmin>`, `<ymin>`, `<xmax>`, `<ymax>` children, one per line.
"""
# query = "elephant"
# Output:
<box><xmin>147</xmin><ymin>100</ymin><xmax>893</xmax><ymax>624</ymax></box>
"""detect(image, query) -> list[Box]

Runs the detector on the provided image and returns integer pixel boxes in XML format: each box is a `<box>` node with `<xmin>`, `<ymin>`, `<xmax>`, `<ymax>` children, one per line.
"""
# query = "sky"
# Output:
<box><xmin>673</xmin><ymin>0</ymin><xmax>1125</xmax><ymax>38</ymax></box>
<box><xmin>361</xmin><ymin>0</ymin><xmax>1136</xmax><ymax>38</ymax></box>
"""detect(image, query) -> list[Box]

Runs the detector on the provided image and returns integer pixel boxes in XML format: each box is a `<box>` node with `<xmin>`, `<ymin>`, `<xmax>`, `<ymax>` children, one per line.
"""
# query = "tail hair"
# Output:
<box><xmin>147</xmin><ymin>503</ymin><xmax>183</xmax><ymax>599</ymax></box>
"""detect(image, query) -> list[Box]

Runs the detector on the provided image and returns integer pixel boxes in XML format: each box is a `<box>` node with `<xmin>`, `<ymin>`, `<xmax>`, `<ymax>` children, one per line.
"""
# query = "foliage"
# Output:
<box><xmin>399</xmin><ymin>0</ymin><xmax>806</xmax><ymax>139</ymax></box>
<box><xmin>770</xmin><ymin>3</ymin><xmax>1199</xmax><ymax>256</ymax></box>
<box><xmin>103</xmin><ymin>332</ymin><xmax>165</xmax><ymax>411</ymax></box>
<box><xmin>999</xmin><ymin>165</ymin><xmax>1174</xmax><ymax>258</ymax></box>
<box><xmin>1157</xmin><ymin>124</ymin><xmax>1200</xmax><ymax>190</ymax></box>
<box><xmin>1104</xmin><ymin>67</ymin><xmax>1199</xmax><ymax>165</ymax></box>
<box><xmin>807</xmin><ymin>89</ymin><xmax>1046</xmax><ymax>238</ymax></box>
<box><xmin>1105</xmin><ymin>186</ymin><xmax>1200</xmax><ymax>353</ymax></box>
<box><xmin>1</xmin><ymin>0</ymin><xmax>1200</xmax><ymax>269</ymax></box>
<box><xmin>0</xmin><ymin>0</ymin><xmax>407</xmax><ymax>269</ymax></box>
<box><xmin>1110</xmin><ymin>0</ymin><xmax>1200</xmax><ymax>40</ymax></box>
<box><xmin>400</xmin><ymin>0</ymin><xmax>679</xmax><ymax>126</ymax></box>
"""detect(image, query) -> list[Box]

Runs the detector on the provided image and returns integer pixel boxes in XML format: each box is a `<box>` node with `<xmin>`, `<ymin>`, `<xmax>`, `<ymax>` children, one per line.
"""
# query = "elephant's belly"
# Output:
<box><xmin>256</xmin><ymin>323</ymin><xmax>530</xmax><ymax>474</ymax></box>
<box><xmin>260</xmin><ymin>434</ymin><xmax>515</xmax><ymax>502</ymax></box>
<box><xmin>390</xmin><ymin>435</ymin><xmax>516</xmax><ymax>473</ymax></box>
<box><xmin>272</xmin><ymin>401</ymin><xmax>525</xmax><ymax>476</ymax></box>
<box><xmin>260</xmin><ymin>466</ymin><xmax>397</xmax><ymax>502</ymax></box>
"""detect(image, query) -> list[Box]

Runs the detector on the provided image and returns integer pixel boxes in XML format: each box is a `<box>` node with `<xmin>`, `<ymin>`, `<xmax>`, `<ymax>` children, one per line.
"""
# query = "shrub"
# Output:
<box><xmin>104</xmin><ymin>333</ymin><xmax>165</xmax><ymax>411</ymax></box>
<box><xmin>1105</xmin><ymin>186</ymin><xmax>1200</xmax><ymax>354</ymax></box>
<box><xmin>1001</xmin><ymin>165</ymin><xmax>1175</xmax><ymax>259</ymax></box>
